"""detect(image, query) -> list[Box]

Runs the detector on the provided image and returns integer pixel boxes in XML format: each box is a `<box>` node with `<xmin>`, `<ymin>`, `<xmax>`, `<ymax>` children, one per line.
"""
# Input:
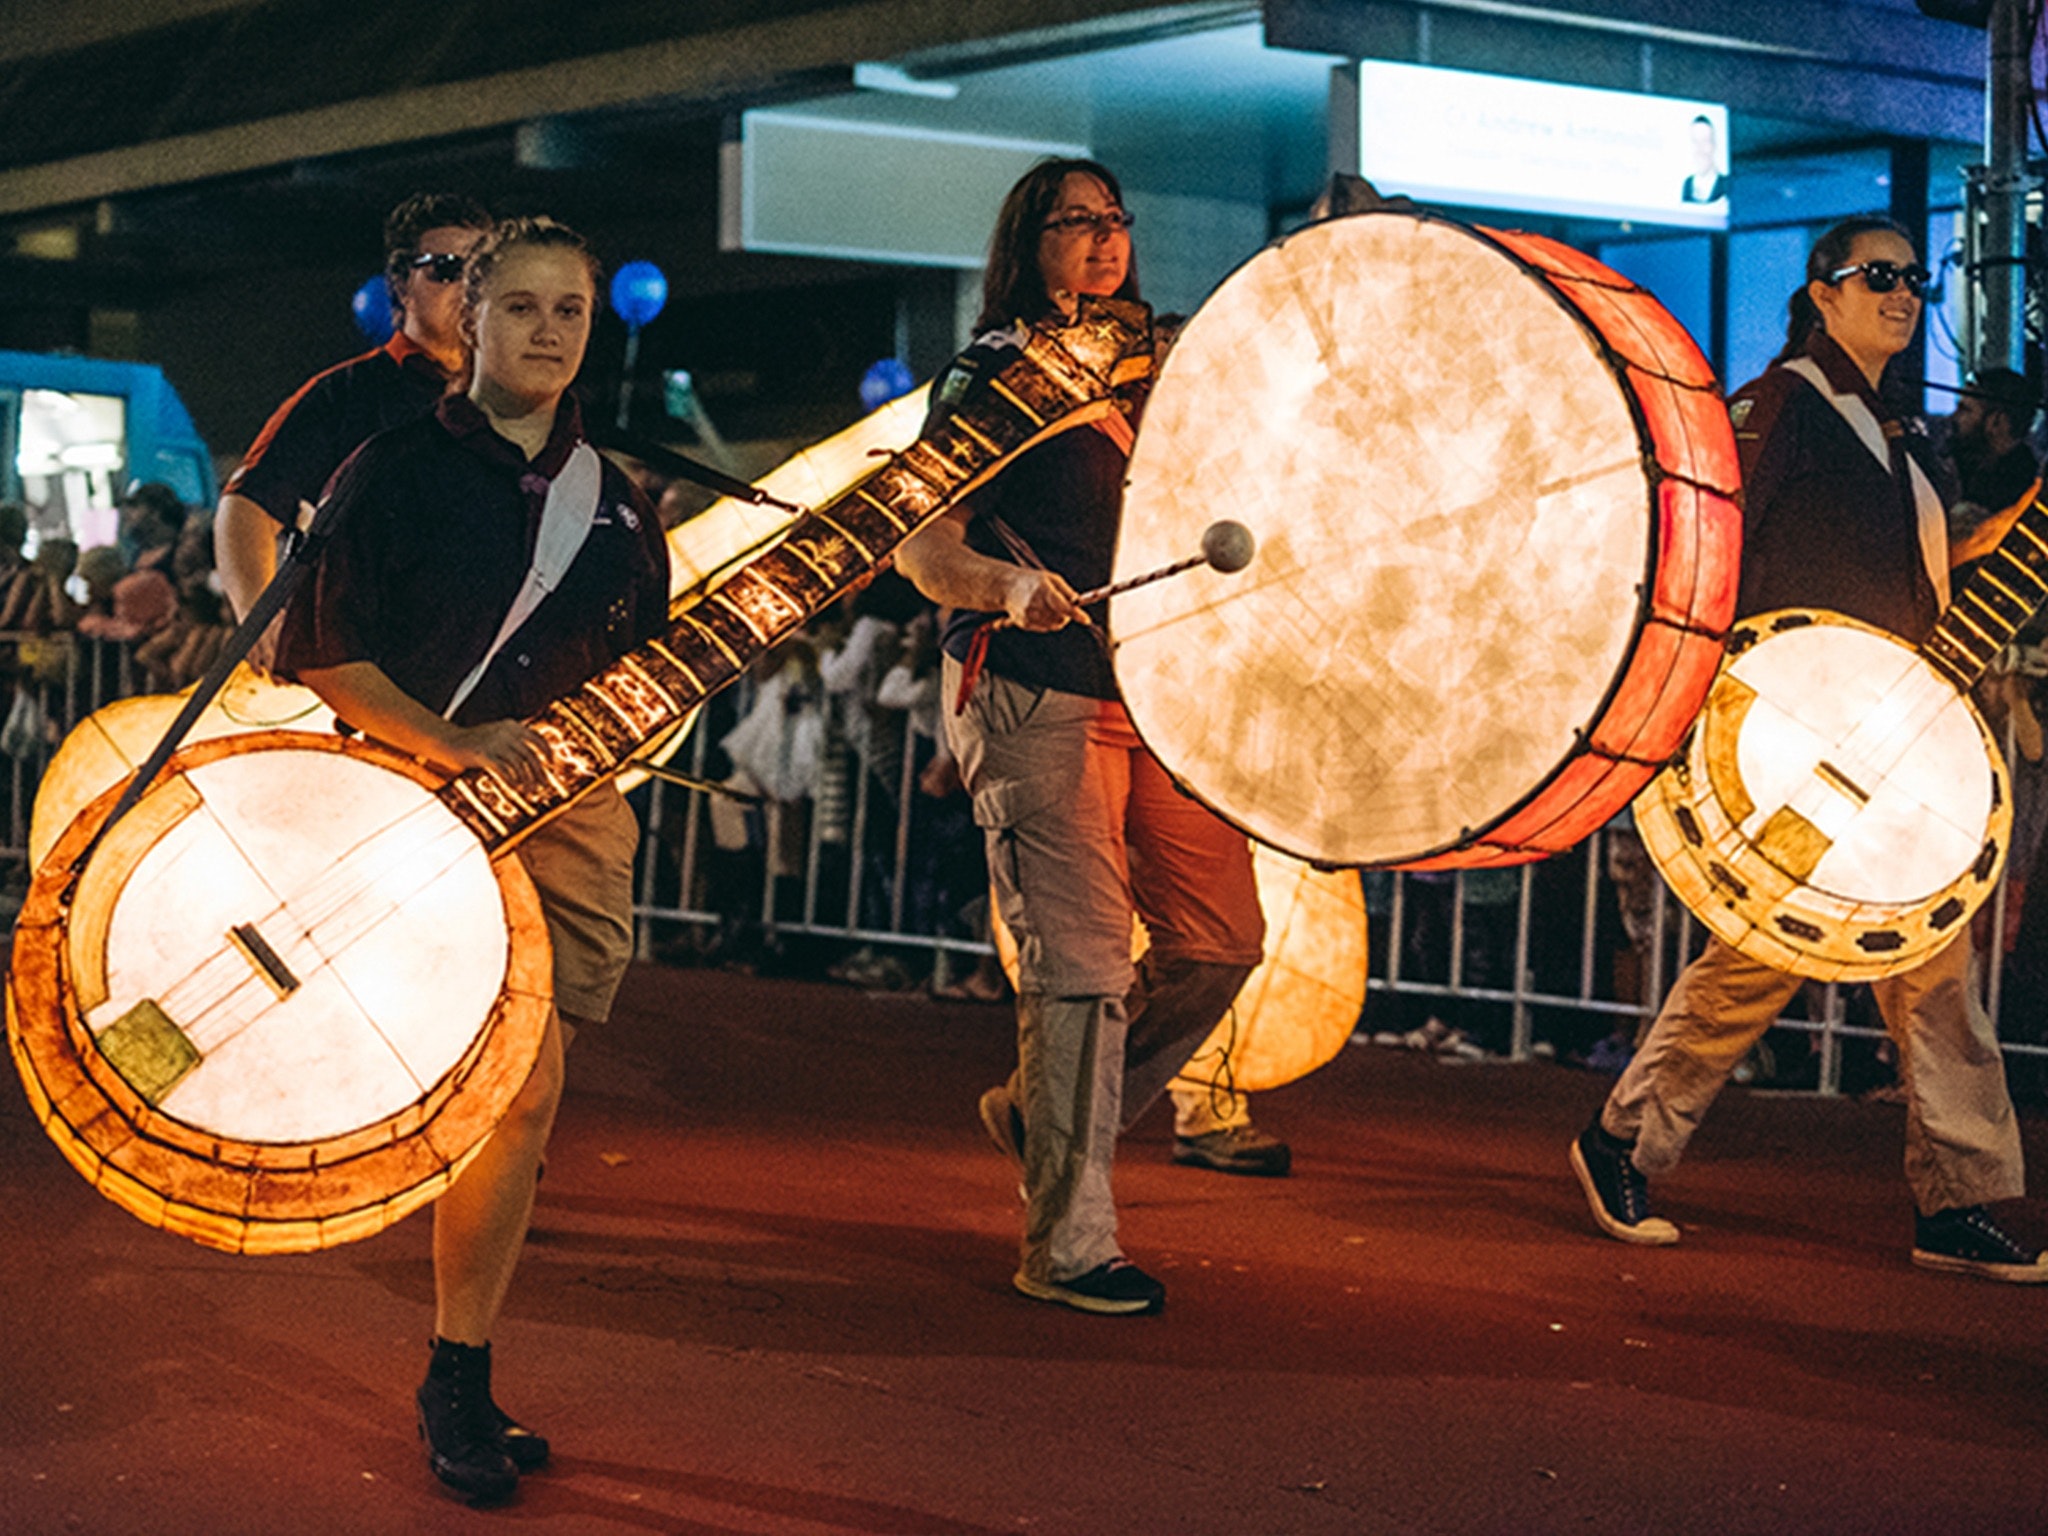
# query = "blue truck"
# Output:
<box><xmin>0</xmin><ymin>350</ymin><xmax>216</xmax><ymax>551</ymax></box>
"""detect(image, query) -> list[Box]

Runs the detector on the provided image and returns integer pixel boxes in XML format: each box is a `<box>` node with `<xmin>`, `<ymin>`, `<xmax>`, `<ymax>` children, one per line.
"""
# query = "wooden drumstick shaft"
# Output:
<box><xmin>992</xmin><ymin>519</ymin><xmax>1255</xmax><ymax>629</ymax></box>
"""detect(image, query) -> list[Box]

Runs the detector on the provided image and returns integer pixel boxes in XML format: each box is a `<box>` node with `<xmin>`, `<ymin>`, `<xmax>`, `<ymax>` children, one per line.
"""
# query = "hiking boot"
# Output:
<box><xmin>1912</xmin><ymin>1205</ymin><xmax>2048</xmax><ymax>1284</ymax></box>
<box><xmin>978</xmin><ymin>1085</ymin><xmax>1024</xmax><ymax>1170</ymax></box>
<box><xmin>1172</xmin><ymin>1124</ymin><xmax>1292</xmax><ymax>1177</ymax></box>
<box><xmin>1570</xmin><ymin>1122</ymin><xmax>1678</xmax><ymax>1246</ymax></box>
<box><xmin>417</xmin><ymin>1338</ymin><xmax>519</xmax><ymax>1503</ymax></box>
<box><xmin>1013</xmin><ymin>1257</ymin><xmax>1166</xmax><ymax>1315</ymax></box>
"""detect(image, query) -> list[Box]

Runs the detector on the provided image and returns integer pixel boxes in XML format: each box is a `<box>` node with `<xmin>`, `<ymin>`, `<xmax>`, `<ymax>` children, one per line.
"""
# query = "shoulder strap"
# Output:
<box><xmin>1779</xmin><ymin>357</ymin><xmax>1949</xmax><ymax>609</ymax></box>
<box><xmin>443</xmin><ymin>440</ymin><xmax>604</xmax><ymax>719</ymax></box>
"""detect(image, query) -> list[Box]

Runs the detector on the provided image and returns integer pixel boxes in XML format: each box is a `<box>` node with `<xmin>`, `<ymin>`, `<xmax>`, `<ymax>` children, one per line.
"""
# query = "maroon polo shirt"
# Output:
<box><xmin>226</xmin><ymin>332</ymin><xmax>452</xmax><ymax>525</ymax></box>
<box><xmin>274</xmin><ymin>394</ymin><xmax>670</xmax><ymax>727</ymax></box>
<box><xmin>1729</xmin><ymin>332</ymin><xmax>1944</xmax><ymax>644</ymax></box>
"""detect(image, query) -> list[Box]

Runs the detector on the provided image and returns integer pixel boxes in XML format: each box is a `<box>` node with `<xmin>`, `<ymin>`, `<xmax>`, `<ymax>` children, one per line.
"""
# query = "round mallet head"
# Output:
<box><xmin>1201</xmin><ymin>519</ymin><xmax>1256</xmax><ymax>574</ymax></box>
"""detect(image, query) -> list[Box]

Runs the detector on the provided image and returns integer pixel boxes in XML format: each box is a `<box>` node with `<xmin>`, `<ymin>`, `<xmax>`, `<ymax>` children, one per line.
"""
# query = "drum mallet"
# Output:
<box><xmin>956</xmin><ymin>521</ymin><xmax>1256</xmax><ymax>711</ymax></box>
<box><xmin>1069</xmin><ymin>518</ymin><xmax>1257</xmax><ymax>607</ymax></box>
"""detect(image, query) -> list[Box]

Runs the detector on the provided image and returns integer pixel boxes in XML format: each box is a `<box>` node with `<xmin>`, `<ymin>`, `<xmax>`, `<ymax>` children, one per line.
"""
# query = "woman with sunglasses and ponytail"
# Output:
<box><xmin>1571</xmin><ymin>217</ymin><xmax>2047</xmax><ymax>1283</ymax></box>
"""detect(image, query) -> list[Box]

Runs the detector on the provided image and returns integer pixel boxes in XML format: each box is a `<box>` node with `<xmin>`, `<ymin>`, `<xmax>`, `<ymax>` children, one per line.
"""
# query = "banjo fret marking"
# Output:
<box><xmin>951</xmin><ymin>415</ymin><xmax>1004</xmax><ymax>459</ymax></box>
<box><xmin>986</xmin><ymin>376</ymin><xmax>1048</xmax><ymax>427</ymax></box>
<box><xmin>636</xmin><ymin>640</ymin><xmax>706</xmax><ymax>696</ymax></box>
<box><xmin>812</xmin><ymin>504</ymin><xmax>883</xmax><ymax>563</ymax></box>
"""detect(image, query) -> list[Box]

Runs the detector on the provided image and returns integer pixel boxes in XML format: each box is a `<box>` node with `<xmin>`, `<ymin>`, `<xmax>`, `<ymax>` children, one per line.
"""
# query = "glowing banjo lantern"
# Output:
<box><xmin>991</xmin><ymin>845</ymin><xmax>1368</xmax><ymax>1093</ymax></box>
<box><xmin>1111</xmin><ymin>211</ymin><xmax>1741</xmax><ymax>869</ymax></box>
<box><xmin>1635</xmin><ymin>494</ymin><xmax>2048</xmax><ymax>981</ymax></box>
<box><xmin>8</xmin><ymin>303</ymin><xmax>1148</xmax><ymax>1253</ymax></box>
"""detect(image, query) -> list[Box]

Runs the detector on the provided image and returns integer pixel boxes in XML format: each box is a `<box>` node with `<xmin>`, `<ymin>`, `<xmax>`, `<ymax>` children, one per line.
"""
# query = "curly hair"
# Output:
<box><xmin>381</xmin><ymin>191</ymin><xmax>491</xmax><ymax>319</ymax></box>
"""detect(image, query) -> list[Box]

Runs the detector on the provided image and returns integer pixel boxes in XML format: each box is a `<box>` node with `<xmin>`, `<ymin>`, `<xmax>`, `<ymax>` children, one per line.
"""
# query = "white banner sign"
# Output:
<box><xmin>1358</xmin><ymin>61</ymin><xmax>1730</xmax><ymax>230</ymax></box>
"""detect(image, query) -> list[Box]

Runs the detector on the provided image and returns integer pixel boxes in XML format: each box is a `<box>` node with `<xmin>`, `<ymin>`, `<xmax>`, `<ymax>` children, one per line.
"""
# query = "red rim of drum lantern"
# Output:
<box><xmin>1110</xmin><ymin>212</ymin><xmax>1741</xmax><ymax>869</ymax></box>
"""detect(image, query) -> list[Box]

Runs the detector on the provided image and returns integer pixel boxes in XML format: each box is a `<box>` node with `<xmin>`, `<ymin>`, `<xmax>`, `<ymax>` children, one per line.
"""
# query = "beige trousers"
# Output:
<box><xmin>1601</xmin><ymin>933</ymin><xmax>2024</xmax><ymax>1215</ymax></box>
<box><xmin>947</xmin><ymin>661</ymin><xmax>1263</xmax><ymax>1282</ymax></box>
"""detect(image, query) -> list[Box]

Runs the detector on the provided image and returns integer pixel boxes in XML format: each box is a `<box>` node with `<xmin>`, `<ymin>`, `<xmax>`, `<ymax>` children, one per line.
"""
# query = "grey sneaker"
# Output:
<box><xmin>1570</xmin><ymin>1122</ymin><xmax>1678</xmax><ymax>1246</ymax></box>
<box><xmin>1013</xmin><ymin>1257</ymin><xmax>1165</xmax><ymax>1315</ymax></box>
<box><xmin>1172</xmin><ymin>1124</ymin><xmax>1292</xmax><ymax>1177</ymax></box>
<box><xmin>1912</xmin><ymin>1205</ymin><xmax>2048</xmax><ymax>1283</ymax></box>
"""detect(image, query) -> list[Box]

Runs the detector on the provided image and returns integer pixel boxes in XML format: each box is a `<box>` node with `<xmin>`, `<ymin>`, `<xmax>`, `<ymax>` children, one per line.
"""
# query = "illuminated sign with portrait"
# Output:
<box><xmin>1356</xmin><ymin>61</ymin><xmax>1730</xmax><ymax>230</ymax></box>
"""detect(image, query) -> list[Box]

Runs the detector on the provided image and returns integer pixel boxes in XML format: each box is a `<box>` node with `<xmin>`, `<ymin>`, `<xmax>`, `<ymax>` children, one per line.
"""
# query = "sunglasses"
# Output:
<box><xmin>1042</xmin><ymin>209</ymin><xmax>1135</xmax><ymax>238</ymax></box>
<box><xmin>1825</xmin><ymin>260</ymin><xmax>1930</xmax><ymax>299</ymax></box>
<box><xmin>409</xmin><ymin>251</ymin><xmax>468</xmax><ymax>284</ymax></box>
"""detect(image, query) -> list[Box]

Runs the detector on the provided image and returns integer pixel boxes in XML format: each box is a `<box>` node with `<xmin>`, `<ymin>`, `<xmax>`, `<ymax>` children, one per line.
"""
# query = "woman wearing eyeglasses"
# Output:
<box><xmin>896</xmin><ymin>160</ymin><xmax>1267</xmax><ymax>1316</ymax></box>
<box><xmin>1571</xmin><ymin>216</ymin><xmax>2046</xmax><ymax>1283</ymax></box>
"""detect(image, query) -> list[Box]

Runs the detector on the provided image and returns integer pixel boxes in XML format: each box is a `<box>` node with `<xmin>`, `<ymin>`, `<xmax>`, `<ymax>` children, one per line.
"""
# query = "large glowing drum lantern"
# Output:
<box><xmin>9</xmin><ymin>300</ymin><xmax>1151</xmax><ymax>1252</ymax></box>
<box><xmin>1635</xmin><ymin>494</ymin><xmax>2048</xmax><ymax>981</ymax></box>
<box><xmin>990</xmin><ymin>846</ymin><xmax>1367</xmax><ymax>1092</ymax></box>
<box><xmin>1113</xmin><ymin>212</ymin><xmax>1741</xmax><ymax>868</ymax></box>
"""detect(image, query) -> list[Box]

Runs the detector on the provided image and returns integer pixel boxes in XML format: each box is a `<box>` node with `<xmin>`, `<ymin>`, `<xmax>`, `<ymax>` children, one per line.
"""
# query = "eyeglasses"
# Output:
<box><xmin>409</xmin><ymin>251</ymin><xmax>468</xmax><ymax>284</ymax></box>
<box><xmin>1042</xmin><ymin>209</ymin><xmax>1135</xmax><ymax>238</ymax></box>
<box><xmin>1825</xmin><ymin>260</ymin><xmax>1930</xmax><ymax>299</ymax></box>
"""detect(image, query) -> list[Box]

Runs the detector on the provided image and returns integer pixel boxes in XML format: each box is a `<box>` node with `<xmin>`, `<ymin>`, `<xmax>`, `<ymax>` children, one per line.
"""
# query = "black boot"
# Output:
<box><xmin>417</xmin><ymin>1338</ymin><xmax>519</xmax><ymax>1502</ymax></box>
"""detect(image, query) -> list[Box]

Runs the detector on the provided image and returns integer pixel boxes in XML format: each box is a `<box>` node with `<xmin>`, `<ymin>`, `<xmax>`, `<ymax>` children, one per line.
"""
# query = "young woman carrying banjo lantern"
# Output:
<box><xmin>1573</xmin><ymin>217</ymin><xmax>2048</xmax><ymax>1283</ymax></box>
<box><xmin>276</xmin><ymin>217</ymin><xmax>671</xmax><ymax>1497</ymax></box>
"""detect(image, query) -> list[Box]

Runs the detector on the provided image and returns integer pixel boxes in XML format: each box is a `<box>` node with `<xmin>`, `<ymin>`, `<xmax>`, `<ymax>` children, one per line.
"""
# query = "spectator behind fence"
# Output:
<box><xmin>0</xmin><ymin>505</ymin><xmax>81</xmax><ymax>635</ymax></box>
<box><xmin>73</xmin><ymin>545</ymin><xmax>127</xmax><ymax>628</ymax></box>
<box><xmin>115</xmin><ymin>481</ymin><xmax>187</xmax><ymax>568</ymax></box>
<box><xmin>0</xmin><ymin>499</ymin><xmax>28</xmax><ymax>589</ymax></box>
<box><xmin>1947</xmin><ymin>367</ymin><xmax>2040</xmax><ymax>540</ymax></box>
<box><xmin>78</xmin><ymin>502</ymin><xmax>178</xmax><ymax>647</ymax></box>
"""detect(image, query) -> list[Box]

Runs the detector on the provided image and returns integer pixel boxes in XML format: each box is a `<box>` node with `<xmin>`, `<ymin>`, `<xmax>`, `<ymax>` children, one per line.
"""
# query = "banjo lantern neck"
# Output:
<box><xmin>1923</xmin><ymin>492</ymin><xmax>2048</xmax><ymax>692</ymax></box>
<box><xmin>435</xmin><ymin>300</ymin><xmax>1151</xmax><ymax>852</ymax></box>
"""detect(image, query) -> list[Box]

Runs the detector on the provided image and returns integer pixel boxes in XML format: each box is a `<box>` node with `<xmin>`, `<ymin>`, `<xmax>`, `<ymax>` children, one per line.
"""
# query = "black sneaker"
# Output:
<box><xmin>1570</xmin><ymin>1122</ymin><xmax>1679</xmax><ymax>1246</ymax></box>
<box><xmin>417</xmin><ymin>1339</ymin><xmax>519</xmax><ymax>1503</ymax></box>
<box><xmin>978</xmin><ymin>1085</ymin><xmax>1024</xmax><ymax>1170</ymax></box>
<box><xmin>1172</xmin><ymin>1124</ymin><xmax>1292</xmax><ymax>1177</ymax></box>
<box><xmin>1912</xmin><ymin>1206</ymin><xmax>2048</xmax><ymax>1284</ymax></box>
<box><xmin>1013</xmin><ymin>1257</ymin><xmax>1166</xmax><ymax>1315</ymax></box>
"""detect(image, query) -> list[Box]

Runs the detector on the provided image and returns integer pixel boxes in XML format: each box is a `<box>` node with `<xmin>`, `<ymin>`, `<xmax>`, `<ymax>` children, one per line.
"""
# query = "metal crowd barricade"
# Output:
<box><xmin>0</xmin><ymin>630</ymin><xmax>136</xmax><ymax>877</ymax></box>
<box><xmin>625</xmin><ymin>697</ymin><xmax>2048</xmax><ymax>1092</ymax></box>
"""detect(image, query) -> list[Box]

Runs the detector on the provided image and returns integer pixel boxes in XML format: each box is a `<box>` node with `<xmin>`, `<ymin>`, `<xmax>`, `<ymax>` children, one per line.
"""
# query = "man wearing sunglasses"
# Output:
<box><xmin>215</xmin><ymin>191</ymin><xmax>491</xmax><ymax>623</ymax></box>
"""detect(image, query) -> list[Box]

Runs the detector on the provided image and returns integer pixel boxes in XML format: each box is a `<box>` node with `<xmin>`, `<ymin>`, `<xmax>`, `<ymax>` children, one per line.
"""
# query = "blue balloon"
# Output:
<box><xmin>351</xmin><ymin>275</ymin><xmax>394</xmax><ymax>343</ymax></box>
<box><xmin>859</xmin><ymin>357</ymin><xmax>916</xmax><ymax>411</ymax></box>
<box><xmin>611</xmin><ymin>260</ymin><xmax>669</xmax><ymax>330</ymax></box>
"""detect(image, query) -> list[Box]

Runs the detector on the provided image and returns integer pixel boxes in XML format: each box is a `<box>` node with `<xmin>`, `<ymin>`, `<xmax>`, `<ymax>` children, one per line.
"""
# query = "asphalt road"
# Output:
<box><xmin>2</xmin><ymin>963</ymin><xmax>2044</xmax><ymax>1535</ymax></box>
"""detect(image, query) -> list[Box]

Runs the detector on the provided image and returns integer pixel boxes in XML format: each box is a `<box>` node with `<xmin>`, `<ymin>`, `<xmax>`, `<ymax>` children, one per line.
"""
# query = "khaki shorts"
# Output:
<box><xmin>514</xmin><ymin>781</ymin><xmax>640</xmax><ymax>1023</ymax></box>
